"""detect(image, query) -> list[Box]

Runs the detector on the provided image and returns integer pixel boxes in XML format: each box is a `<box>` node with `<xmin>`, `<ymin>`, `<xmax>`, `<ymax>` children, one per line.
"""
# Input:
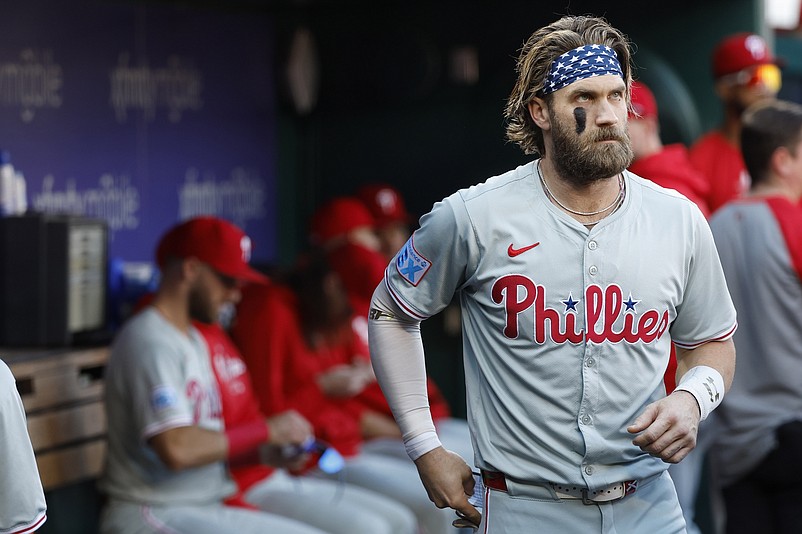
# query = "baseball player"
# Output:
<box><xmin>689</xmin><ymin>33</ymin><xmax>781</xmax><ymax>213</ymax></box>
<box><xmin>0</xmin><ymin>360</ymin><xmax>47</xmax><ymax>534</ymax></box>
<box><xmin>368</xmin><ymin>15</ymin><xmax>737</xmax><ymax>533</ymax></box>
<box><xmin>98</xmin><ymin>217</ymin><xmax>326</xmax><ymax>534</ymax></box>
<box><xmin>707</xmin><ymin>100</ymin><xmax>802</xmax><ymax>534</ymax></box>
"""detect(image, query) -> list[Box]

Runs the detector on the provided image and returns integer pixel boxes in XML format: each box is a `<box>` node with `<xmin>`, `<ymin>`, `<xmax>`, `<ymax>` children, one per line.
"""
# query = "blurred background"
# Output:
<box><xmin>2</xmin><ymin>0</ymin><xmax>801</xmax><ymax>268</ymax></box>
<box><xmin>1</xmin><ymin>0</ymin><xmax>801</xmax><ymax>531</ymax></box>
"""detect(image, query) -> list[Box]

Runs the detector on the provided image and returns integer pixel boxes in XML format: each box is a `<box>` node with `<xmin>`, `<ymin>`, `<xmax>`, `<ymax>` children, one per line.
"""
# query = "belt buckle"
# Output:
<box><xmin>582</xmin><ymin>483</ymin><xmax>629</xmax><ymax>504</ymax></box>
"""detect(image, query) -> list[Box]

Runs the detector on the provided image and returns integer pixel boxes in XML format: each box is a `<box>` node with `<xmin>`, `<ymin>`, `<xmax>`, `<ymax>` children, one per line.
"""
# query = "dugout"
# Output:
<box><xmin>0</xmin><ymin>0</ymin><xmax>786</xmax><ymax>532</ymax></box>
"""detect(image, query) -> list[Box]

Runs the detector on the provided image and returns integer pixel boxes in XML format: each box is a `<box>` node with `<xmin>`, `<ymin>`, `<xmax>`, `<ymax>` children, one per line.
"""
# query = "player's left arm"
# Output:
<box><xmin>628</xmin><ymin>338</ymin><xmax>735</xmax><ymax>463</ymax></box>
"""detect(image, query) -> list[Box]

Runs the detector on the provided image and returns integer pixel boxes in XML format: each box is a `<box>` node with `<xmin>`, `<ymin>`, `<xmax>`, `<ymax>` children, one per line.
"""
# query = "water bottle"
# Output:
<box><xmin>0</xmin><ymin>151</ymin><xmax>15</xmax><ymax>216</ymax></box>
<box><xmin>14</xmin><ymin>170</ymin><xmax>27</xmax><ymax>214</ymax></box>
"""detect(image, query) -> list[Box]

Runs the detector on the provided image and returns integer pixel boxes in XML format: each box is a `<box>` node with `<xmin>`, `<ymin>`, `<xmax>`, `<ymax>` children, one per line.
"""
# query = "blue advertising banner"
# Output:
<box><xmin>0</xmin><ymin>1</ymin><xmax>277</xmax><ymax>263</ymax></box>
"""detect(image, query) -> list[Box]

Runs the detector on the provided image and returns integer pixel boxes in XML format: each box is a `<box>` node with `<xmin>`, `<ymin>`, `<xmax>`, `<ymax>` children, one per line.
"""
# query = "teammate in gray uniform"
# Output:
<box><xmin>368</xmin><ymin>15</ymin><xmax>738</xmax><ymax>533</ymax></box>
<box><xmin>99</xmin><ymin>216</ymin><xmax>326</xmax><ymax>534</ymax></box>
<box><xmin>0</xmin><ymin>360</ymin><xmax>47</xmax><ymax>534</ymax></box>
<box><xmin>708</xmin><ymin>100</ymin><xmax>802</xmax><ymax>534</ymax></box>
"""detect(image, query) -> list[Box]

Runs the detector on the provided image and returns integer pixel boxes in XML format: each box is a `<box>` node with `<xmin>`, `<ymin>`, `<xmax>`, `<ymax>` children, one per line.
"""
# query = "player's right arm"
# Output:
<box><xmin>149</xmin><ymin>410</ymin><xmax>312</xmax><ymax>471</ymax></box>
<box><xmin>148</xmin><ymin>426</ymin><xmax>229</xmax><ymax>470</ymax></box>
<box><xmin>369</xmin><ymin>281</ymin><xmax>479</xmax><ymax>526</ymax></box>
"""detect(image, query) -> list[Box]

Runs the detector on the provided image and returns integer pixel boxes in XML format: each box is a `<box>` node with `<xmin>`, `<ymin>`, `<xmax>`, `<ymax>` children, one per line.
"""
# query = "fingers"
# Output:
<box><xmin>628</xmin><ymin>396</ymin><xmax>699</xmax><ymax>463</ymax></box>
<box><xmin>626</xmin><ymin>403</ymin><xmax>657</xmax><ymax>434</ymax></box>
<box><xmin>454</xmin><ymin>503</ymin><xmax>482</xmax><ymax>527</ymax></box>
<box><xmin>267</xmin><ymin>411</ymin><xmax>313</xmax><ymax>445</ymax></box>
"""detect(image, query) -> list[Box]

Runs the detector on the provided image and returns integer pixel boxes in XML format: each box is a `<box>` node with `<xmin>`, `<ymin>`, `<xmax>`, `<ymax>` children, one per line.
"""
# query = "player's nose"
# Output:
<box><xmin>595</xmin><ymin>99</ymin><xmax>620</xmax><ymax>126</ymax></box>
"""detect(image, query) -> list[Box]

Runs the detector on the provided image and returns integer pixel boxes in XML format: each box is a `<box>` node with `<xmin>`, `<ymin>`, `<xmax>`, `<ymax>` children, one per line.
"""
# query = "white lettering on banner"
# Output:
<box><xmin>32</xmin><ymin>174</ymin><xmax>141</xmax><ymax>238</ymax></box>
<box><xmin>109</xmin><ymin>53</ymin><xmax>203</xmax><ymax>123</ymax></box>
<box><xmin>179</xmin><ymin>167</ymin><xmax>266</xmax><ymax>226</ymax></box>
<box><xmin>0</xmin><ymin>49</ymin><xmax>63</xmax><ymax>123</ymax></box>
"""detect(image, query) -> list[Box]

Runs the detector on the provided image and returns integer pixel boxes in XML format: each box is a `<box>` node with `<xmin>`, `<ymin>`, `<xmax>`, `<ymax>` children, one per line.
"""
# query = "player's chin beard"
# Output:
<box><xmin>550</xmin><ymin>114</ymin><xmax>633</xmax><ymax>187</ymax></box>
<box><xmin>188</xmin><ymin>289</ymin><xmax>217</xmax><ymax>325</ymax></box>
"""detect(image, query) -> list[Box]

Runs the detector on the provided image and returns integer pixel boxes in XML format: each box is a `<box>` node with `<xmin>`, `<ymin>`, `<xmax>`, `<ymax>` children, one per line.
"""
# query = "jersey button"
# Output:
<box><xmin>588</xmin><ymin>240</ymin><xmax>598</xmax><ymax>250</ymax></box>
<box><xmin>581</xmin><ymin>414</ymin><xmax>592</xmax><ymax>425</ymax></box>
<box><xmin>589</xmin><ymin>265</ymin><xmax>598</xmax><ymax>276</ymax></box>
<box><xmin>585</xmin><ymin>357</ymin><xmax>595</xmax><ymax>367</ymax></box>
<box><xmin>584</xmin><ymin>465</ymin><xmax>595</xmax><ymax>476</ymax></box>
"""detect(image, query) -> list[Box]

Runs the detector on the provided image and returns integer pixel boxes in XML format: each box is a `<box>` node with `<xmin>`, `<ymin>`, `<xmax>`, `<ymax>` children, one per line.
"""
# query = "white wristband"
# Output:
<box><xmin>674</xmin><ymin>365</ymin><xmax>725</xmax><ymax>421</ymax></box>
<box><xmin>404</xmin><ymin>431</ymin><xmax>442</xmax><ymax>461</ymax></box>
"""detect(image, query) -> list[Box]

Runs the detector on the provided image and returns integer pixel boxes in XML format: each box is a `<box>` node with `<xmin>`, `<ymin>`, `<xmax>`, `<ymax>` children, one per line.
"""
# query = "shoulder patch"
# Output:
<box><xmin>395</xmin><ymin>238</ymin><xmax>432</xmax><ymax>286</ymax></box>
<box><xmin>151</xmin><ymin>385</ymin><xmax>178</xmax><ymax>412</ymax></box>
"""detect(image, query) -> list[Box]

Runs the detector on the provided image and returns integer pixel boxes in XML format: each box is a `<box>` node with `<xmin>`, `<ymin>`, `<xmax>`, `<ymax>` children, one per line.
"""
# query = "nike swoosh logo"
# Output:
<box><xmin>507</xmin><ymin>242</ymin><xmax>540</xmax><ymax>257</ymax></box>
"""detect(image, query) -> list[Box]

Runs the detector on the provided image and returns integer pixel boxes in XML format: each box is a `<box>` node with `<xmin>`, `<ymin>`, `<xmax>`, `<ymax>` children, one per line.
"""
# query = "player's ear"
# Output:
<box><xmin>771</xmin><ymin>145</ymin><xmax>792</xmax><ymax>180</ymax></box>
<box><xmin>528</xmin><ymin>98</ymin><xmax>551</xmax><ymax>131</ymax></box>
<box><xmin>182</xmin><ymin>256</ymin><xmax>204</xmax><ymax>282</ymax></box>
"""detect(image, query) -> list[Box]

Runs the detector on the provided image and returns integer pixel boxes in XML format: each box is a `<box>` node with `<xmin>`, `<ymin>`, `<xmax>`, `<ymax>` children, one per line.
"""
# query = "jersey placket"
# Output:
<box><xmin>579</xmin><ymin>235</ymin><xmax>604</xmax><ymax>489</ymax></box>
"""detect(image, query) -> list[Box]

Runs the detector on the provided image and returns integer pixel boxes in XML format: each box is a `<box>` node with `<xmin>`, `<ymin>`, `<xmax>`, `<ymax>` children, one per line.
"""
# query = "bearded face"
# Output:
<box><xmin>549</xmin><ymin>107</ymin><xmax>634</xmax><ymax>186</ymax></box>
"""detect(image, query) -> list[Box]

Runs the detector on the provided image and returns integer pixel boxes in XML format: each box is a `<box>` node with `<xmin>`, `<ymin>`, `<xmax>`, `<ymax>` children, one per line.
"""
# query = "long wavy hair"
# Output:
<box><xmin>504</xmin><ymin>15</ymin><xmax>634</xmax><ymax>156</ymax></box>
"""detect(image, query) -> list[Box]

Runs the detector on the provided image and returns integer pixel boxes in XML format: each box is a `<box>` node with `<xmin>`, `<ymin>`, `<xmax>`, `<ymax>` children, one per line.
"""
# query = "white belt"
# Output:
<box><xmin>551</xmin><ymin>480</ymin><xmax>640</xmax><ymax>504</ymax></box>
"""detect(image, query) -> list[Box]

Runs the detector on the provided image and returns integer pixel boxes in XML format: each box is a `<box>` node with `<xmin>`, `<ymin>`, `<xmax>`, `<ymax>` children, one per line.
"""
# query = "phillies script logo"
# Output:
<box><xmin>186</xmin><ymin>379</ymin><xmax>223</xmax><ymax>424</ymax></box>
<box><xmin>491</xmin><ymin>275</ymin><xmax>669</xmax><ymax>344</ymax></box>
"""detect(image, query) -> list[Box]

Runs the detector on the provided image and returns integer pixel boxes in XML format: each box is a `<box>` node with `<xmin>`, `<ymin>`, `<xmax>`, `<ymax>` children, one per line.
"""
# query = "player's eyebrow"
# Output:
<box><xmin>564</xmin><ymin>81</ymin><xmax>626</xmax><ymax>100</ymax></box>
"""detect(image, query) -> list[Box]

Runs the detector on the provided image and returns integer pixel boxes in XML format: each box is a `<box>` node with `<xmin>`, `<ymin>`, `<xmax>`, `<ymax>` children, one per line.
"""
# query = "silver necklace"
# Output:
<box><xmin>538</xmin><ymin>161</ymin><xmax>625</xmax><ymax>217</ymax></box>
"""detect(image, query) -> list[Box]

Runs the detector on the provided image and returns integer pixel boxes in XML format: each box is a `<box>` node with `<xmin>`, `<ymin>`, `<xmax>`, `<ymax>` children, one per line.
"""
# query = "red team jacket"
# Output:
<box><xmin>231</xmin><ymin>283</ymin><xmax>367</xmax><ymax>458</ymax></box>
<box><xmin>689</xmin><ymin>131</ymin><xmax>748</xmax><ymax>214</ymax></box>
<box><xmin>629</xmin><ymin>144</ymin><xmax>712</xmax><ymax>219</ymax></box>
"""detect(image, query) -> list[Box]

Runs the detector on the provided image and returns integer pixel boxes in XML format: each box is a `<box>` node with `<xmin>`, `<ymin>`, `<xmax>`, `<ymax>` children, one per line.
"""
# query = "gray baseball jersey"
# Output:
<box><xmin>0</xmin><ymin>360</ymin><xmax>47</xmax><ymax>534</ymax></box>
<box><xmin>708</xmin><ymin>197</ymin><xmax>802</xmax><ymax>486</ymax></box>
<box><xmin>384</xmin><ymin>160</ymin><xmax>737</xmax><ymax>489</ymax></box>
<box><xmin>99</xmin><ymin>307</ymin><xmax>236</xmax><ymax>505</ymax></box>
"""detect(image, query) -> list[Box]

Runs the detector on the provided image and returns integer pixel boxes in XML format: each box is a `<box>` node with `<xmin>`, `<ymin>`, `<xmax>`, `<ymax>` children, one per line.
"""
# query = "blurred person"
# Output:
<box><xmin>708</xmin><ymin>99</ymin><xmax>802</xmax><ymax>534</ymax></box>
<box><xmin>98</xmin><ymin>216</ymin><xmax>326</xmax><ymax>534</ymax></box>
<box><xmin>308</xmin><ymin>196</ymin><xmax>386</xmax><ymax>319</ymax></box>
<box><xmin>230</xmin><ymin>251</ymin><xmax>465</xmax><ymax>534</ymax></box>
<box><xmin>690</xmin><ymin>32</ymin><xmax>781</xmax><ymax>213</ymax></box>
<box><xmin>0</xmin><ymin>360</ymin><xmax>47</xmax><ymax>533</ymax></box>
<box><xmin>356</xmin><ymin>183</ymin><xmax>416</xmax><ymax>261</ymax></box>
<box><xmin>369</xmin><ymin>14</ymin><xmax>737</xmax><ymax>533</ymax></box>
<box><xmin>628</xmin><ymin>80</ymin><xmax>711</xmax><ymax>218</ymax></box>
<box><xmin>128</xmin><ymin>287</ymin><xmax>415</xmax><ymax>534</ymax></box>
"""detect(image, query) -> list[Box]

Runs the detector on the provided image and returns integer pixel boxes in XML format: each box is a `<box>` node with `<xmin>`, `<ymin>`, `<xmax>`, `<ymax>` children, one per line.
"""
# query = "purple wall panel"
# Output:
<box><xmin>0</xmin><ymin>1</ymin><xmax>277</xmax><ymax>263</ymax></box>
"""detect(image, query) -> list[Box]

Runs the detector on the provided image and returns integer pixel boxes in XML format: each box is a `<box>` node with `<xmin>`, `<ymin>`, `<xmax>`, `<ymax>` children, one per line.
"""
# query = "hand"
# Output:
<box><xmin>317</xmin><ymin>364</ymin><xmax>373</xmax><ymax>398</ymax></box>
<box><xmin>627</xmin><ymin>390</ymin><xmax>700</xmax><ymax>463</ymax></box>
<box><xmin>414</xmin><ymin>447</ymin><xmax>481</xmax><ymax>527</ymax></box>
<box><xmin>266</xmin><ymin>410</ymin><xmax>313</xmax><ymax>447</ymax></box>
<box><xmin>261</xmin><ymin>443</ymin><xmax>310</xmax><ymax>470</ymax></box>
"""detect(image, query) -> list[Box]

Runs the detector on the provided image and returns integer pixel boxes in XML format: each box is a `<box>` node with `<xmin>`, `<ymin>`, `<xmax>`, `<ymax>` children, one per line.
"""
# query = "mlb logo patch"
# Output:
<box><xmin>396</xmin><ymin>238</ymin><xmax>431</xmax><ymax>286</ymax></box>
<box><xmin>151</xmin><ymin>385</ymin><xmax>178</xmax><ymax>412</ymax></box>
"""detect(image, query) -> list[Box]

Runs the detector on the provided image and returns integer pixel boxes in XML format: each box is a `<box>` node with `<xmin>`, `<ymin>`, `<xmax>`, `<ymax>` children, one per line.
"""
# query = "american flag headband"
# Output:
<box><xmin>541</xmin><ymin>44</ymin><xmax>624</xmax><ymax>95</ymax></box>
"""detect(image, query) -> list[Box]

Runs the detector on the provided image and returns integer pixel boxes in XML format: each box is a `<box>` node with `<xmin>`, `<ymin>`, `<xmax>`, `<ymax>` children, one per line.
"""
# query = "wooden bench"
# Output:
<box><xmin>5</xmin><ymin>347</ymin><xmax>109</xmax><ymax>490</ymax></box>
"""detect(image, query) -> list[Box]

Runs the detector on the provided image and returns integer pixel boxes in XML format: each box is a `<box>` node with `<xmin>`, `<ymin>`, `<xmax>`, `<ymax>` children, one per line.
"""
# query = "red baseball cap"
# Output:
<box><xmin>156</xmin><ymin>216</ymin><xmax>268</xmax><ymax>284</ymax></box>
<box><xmin>309</xmin><ymin>197</ymin><xmax>375</xmax><ymax>245</ymax></box>
<box><xmin>356</xmin><ymin>183</ymin><xmax>413</xmax><ymax>228</ymax></box>
<box><xmin>712</xmin><ymin>33</ymin><xmax>777</xmax><ymax>79</ymax></box>
<box><xmin>629</xmin><ymin>81</ymin><xmax>658</xmax><ymax>120</ymax></box>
